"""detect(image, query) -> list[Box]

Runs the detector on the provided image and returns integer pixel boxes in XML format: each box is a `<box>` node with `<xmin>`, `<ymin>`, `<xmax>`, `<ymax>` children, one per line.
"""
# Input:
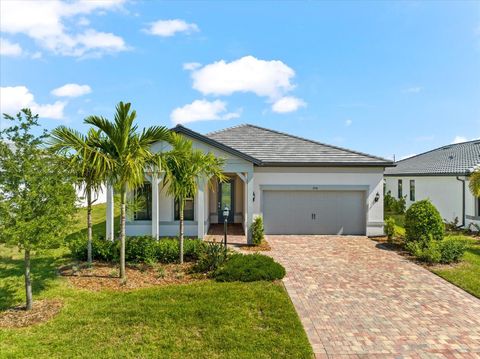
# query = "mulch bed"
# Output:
<box><xmin>0</xmin><ymin>299</ymin><xmax>63</xmax><ymax>328</ymax></box>
<box><xmin>239</xmin><ymin>240</ymin><xmax>271</xmax><ymax>252</ymax></box>
<box><xmin>58</xmin><ymin>261</ymin><xmax>206</xmax><ymax>291</ymax></box>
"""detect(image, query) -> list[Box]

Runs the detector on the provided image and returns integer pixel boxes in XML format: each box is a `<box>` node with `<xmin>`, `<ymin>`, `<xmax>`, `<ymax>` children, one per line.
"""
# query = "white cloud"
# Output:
<box><xmin>170</xmin><ymin>99</ymin><xmax>241</xmax><ymax>125</ymax></box>
<box><xmin>403</xmin><ymin>86</ymin><xmax>423</xmax><ymax>93</ymax></box>
<box><xmin>191</xmin><ymin>56</ymin><xmax>296</xmax><ymax>99</ymax></box>
<box><xmin>51</xmin><ymin>83</ymin><xmax>91</xmax><ymax>97</ymax></box>
<box><xmin>345</xmin><ymin>119</ymin><xmax>353</xmax><ymax>127</ymax></box>
<box><xmin>0</xmin><ymin>38</ymin><xmax>22</xmax><ymax>56</ymax></box>
<box><xmin>452</xmin><ymin>136</ymin><xmax>477</xmax><ymax>144</ymax></box>
<box><xmin>0</xmin><ymin>86</ymin><xmax>66</xmax><ymax>119</ymax></box>
<box><xmin>0</xmin><ymin>0</ymin><xmax>128</xmax><ymax>58</ymax></box>
<box><xmin>271</xmin><ymin>96</ymin><xmax>306</xmax><ymax>113</ymax></box>
<box><xmin>144</xmin><ymin>19</ymin><xmax>199</xmax><ymax>37</ymax></box>
<box><xmin>183</xmin><ymin>62</ymin><xmax>202</xmax><ymax>71</ymax></box>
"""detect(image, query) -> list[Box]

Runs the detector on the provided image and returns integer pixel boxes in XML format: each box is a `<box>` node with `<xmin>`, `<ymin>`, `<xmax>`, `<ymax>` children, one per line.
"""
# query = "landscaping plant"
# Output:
<box><xmin>0</xmin><ymin>110</ymin><xmax>77</xmax><ymax>310</ymax></box>
<box><xmin>404</xmin><ymin>199</ymin><xmax>444</xmax><ymax>248</ymax></box>
<box><xmin>83</xmin><ymin>102</ymin><xmax>171</xmax><ymax>280</ymax></box>
<box><xmin>193</xmin><ymin>241</ymin><xmax>228</xmax><ymax>273</ymax></box>
<box><xmin>251</xmin><ymin>216</ymin><xmax>265</xmax><ymax>246</ymax></box>
<box><xmin>214</xmin><ymin>253</ymin><xmax>286</xmax><ymax>282</ymax></box>
<box><xmin>384</xmin><ymin>217</ymin><xmax>396</xmax><ymax>242</ymax></box>
<box><xmin>163</xmin><ymin>133</ymin><xmax>225</xmax><ymax>263</ymax></box>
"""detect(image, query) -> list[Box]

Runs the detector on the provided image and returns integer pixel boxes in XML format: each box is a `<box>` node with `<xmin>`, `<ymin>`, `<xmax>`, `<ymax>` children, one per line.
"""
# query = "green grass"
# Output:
<box><xmin>0</xmin><ymin>204</ymin><xmax>312</xmax><ymax>358</ymax></box>
<box><xmin>389</xmin><ymin>214</ymin><xmax>480</xmax><ymax>298</ymax></box>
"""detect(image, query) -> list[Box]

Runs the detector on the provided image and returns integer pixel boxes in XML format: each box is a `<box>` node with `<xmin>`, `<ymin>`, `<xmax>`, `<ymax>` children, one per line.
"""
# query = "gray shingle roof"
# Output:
<box><xmin>204</xmin><ymin>124</ymin><xmax>393</xmax><ymax>166</ymax></box>
<box><xmin>385</xmin><ymin>139</ymin><xmax>480</xmax><ymax>176</ymax></box>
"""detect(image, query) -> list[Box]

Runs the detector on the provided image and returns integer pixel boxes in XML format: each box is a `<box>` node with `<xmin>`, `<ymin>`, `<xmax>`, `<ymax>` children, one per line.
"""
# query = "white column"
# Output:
<box><xmin>196</xmin><ymin>177</ymin><xmax>206</xmax><ymax>239</ymax></box>
<box><xmin>151</xmin><ymin>174</ymin><xmax>160</xmax><ymax>240</ymax></box>
<box><xmin>106</xmin><ymin>184</ymin><xmax>114</xmax><ymax>241</ymax></box>
<box><xmin>236</xmin><ymin>172</ymin><xmax>248</xmax><ymax>234</ymax></box>
<box><xmin>246</xmin><ymin>172</ymin><xmax>254</xmax><ymax>244</ymax></box>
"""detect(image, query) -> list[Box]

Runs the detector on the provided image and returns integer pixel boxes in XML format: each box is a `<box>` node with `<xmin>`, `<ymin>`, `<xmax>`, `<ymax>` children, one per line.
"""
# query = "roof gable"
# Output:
<box><xmin>385</xmin><ymin>140</ymin><xmax>480</xmax><ymax>176</ymax></box>
<box><xmin>206</xmin><ymin>124</ymin><xmax>393</xmax><ymax>167</ymax></box>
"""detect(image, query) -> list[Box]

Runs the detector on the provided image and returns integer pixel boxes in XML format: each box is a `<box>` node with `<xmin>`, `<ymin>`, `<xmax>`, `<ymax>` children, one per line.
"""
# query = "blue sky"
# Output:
<box><xmin>1</xmin><ymin>0</ymin><xmax>479</xmax><ymax>160</ymax></box>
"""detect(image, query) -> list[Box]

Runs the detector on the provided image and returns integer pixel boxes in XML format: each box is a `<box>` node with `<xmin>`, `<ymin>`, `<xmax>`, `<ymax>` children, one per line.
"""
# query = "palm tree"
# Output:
<box><xmin>163</xmin><ymin>133</ymin><xmax>226</xmax><ymax>263</ymax></box>
<box><xmin>50</xmin><ymin>127</ymin><xmax>107</xmax><ymax>265</ymax></box>
<box><xmin>469</xmin><ymin>170</ymin><xmax>480</xmax><ymax>198</ymax></box>
<box><xmin>85</xmin><ymin>101</ymin><xmax>170</xmax><ymax>280</ymax></box>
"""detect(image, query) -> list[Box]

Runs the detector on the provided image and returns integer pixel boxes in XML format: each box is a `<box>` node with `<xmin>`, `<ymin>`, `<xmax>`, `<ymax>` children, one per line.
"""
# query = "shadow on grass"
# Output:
<box><xmin>0</xmin><ymin>254</ymin><xmax>62</xmax><ymax>310</ymax></box>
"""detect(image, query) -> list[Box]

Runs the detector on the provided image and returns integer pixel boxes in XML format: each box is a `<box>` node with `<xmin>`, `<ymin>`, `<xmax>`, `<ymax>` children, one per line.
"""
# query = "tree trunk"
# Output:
<box><xmin>120</xmin><ymin>187</ymin><xmax>127</xmax><ymax>281</ymax></box>
<box><xmin>24</xmin><ymin>249</ymin><xmax>32</xmax><ymax>310</ymax></box>
<box><xmin>179</xmin><ymin>197</ymin><xmax>184</xmax><ymax>264</ymax></box>
<box><xmin>86</xmin><ymin>186</ymin><xmax>93</xmax><ymax>265</ymax></box>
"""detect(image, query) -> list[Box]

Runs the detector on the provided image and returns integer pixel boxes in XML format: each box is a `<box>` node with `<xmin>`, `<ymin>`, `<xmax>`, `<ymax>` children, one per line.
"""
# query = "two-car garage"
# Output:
<box><xmin>262</xmin><ymin>190</ymin><xmax>367</xmax><ymax>235</ymax></box>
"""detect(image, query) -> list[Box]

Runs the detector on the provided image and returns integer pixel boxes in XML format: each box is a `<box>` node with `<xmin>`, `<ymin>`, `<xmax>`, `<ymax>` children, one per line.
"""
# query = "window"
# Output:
<box><xmin>398</xmin><ymin>179</ymin><xmax>403</xmax><ymax>199</ymax></box>
<box><xmin>175</xmin><ymin>198</ymin><xmax>194</xmax><ymax>221</ymax></box>
<box><xmin>134</xmin><ymin>183</ymin><xmax>152</xmax><ymax>220</ymax></box>
<box><xmin>410</xmin><ymin>180</ymin><xmax>415</xmax><ymax>201</ymax></box>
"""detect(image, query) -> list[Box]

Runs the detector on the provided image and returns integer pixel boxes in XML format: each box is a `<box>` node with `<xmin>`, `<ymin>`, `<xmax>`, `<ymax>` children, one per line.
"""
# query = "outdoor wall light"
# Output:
<box><xmin>374</xmin><ymin>192</ymin><xmax>380</xmax><ymax>203</ymax></box>
<box><xmin>253</xmin><ymin>192</ymin><xmax>255</xmax><ymax>202</ymax></box>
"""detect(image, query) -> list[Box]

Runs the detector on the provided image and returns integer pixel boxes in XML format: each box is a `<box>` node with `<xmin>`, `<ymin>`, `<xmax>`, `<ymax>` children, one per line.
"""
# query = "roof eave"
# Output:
<box><xmin>384</xmin><ymin>171</ymin><xmax>470</xmax><ymax>177</ymax></box>
<box><xmin>259</xmin><ymin>161</ymin><xmax>395</xmax><ymax>167</ymax></box>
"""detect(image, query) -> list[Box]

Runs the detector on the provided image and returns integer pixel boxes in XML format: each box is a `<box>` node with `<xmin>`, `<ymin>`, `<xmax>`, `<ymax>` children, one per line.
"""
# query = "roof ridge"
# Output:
<box><xmin>394</xmin><ymin>137</ymin><xmax>480</xmax><ymax>164</ymax></box>
<box><xmin>237</xmin><ymin>123</ymin><xmax>392</xmax><ymax>163</ymax></box>
<box><xmin>206</xmin><ymin>123</ymin><xmax>249</xmax><ymax>136</ymax></box>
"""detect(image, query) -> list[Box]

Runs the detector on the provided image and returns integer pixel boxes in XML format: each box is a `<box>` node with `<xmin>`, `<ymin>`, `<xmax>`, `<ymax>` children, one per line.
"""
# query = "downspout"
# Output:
<box><xmin>456</xmin><ymin>176</ymin><xmax>466</xmax><ymax>228</ymax></box>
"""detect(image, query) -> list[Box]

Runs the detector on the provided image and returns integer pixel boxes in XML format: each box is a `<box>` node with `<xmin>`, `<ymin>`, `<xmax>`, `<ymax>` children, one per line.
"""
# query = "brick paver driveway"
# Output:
<box><xmin>267</xmin><ymin>235</ymin><xmax>480</xmax><ymax>358</ymax></box>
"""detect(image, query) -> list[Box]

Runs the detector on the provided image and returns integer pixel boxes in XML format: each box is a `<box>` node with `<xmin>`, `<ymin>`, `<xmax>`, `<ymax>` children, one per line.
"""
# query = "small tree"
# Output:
<box><xmin>469</xmin><ymin>170</ymin><xmax>480</xmax><ymax>198</ymax></box>
<box><xmin>0</xmin><ymin>110</ymin><xmax>77</xmax><ymax>310</ymax></box>
<box><xmin>251</xmin><ymin>216</ymin><xmax>265</xmax><ymax>246</ymax></box>
<box><xmin>163</xmin><ymin>134</ymin><xmax>226</xmax><ymax>263</ymax></box>
<box><xmin>404</xmin><ymin>199</ymin><xmax>444</xmax><ymax>248</ymax></box>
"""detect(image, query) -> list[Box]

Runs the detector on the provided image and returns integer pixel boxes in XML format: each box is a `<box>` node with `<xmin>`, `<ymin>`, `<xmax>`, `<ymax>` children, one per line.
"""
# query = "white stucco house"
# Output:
<box><xmin>385</xmin><ymin>140</ymin><xmax>480</xmax><ymax>230</ymax></box>
<box><xmin>104</xmin><ymin>124</ymin><xmax>393</xmax><ymax>243</ymax></box>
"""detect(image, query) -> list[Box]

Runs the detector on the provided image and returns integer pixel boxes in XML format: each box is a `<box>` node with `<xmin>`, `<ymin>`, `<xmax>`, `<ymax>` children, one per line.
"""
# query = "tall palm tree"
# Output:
<box><xmin>49</xmin><ymin>127</ymin><xmax>107</xmax><ymax>265</ymax></box>
<box><xmin>469</xmin><ymin>170</ymin><xmax>480</xmax><ymax>198</ymax></box>
<box><xmin>163</xmin><ymin>133</ymin><xmax>226</xmax><ymax>263</ymax></box>
<box><xmin>85</xmin><ymin>102</ymin><xmax>170</xmax><ymax>280</ymax></box>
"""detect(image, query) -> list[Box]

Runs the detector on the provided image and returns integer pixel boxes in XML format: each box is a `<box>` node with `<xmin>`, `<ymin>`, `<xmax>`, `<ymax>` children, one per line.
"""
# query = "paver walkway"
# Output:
<box><xmin>267</xmin><ymin>235</ymin><xmax>480</xmax><ymax>358</ymax></box>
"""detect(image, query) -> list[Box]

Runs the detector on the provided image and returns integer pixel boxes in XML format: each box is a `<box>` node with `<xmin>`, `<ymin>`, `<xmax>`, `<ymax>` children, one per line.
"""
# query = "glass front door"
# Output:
<box><xmin>218</xmin><ymin>179</ymin><xmax>234</xmax><ymax>223</ymax></box>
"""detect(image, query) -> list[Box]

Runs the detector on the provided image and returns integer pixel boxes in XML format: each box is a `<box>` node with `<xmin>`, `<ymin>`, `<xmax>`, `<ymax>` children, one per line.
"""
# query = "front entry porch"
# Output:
<box><xmin>205</xmin><ymin>223</ymin><xmax>247</xmax><ymax>246</ymax></box>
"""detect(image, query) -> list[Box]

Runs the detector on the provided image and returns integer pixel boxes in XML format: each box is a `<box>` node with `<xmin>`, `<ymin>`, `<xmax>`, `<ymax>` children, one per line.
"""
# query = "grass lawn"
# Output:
<box><xmin>389</xmin><ymin>214</ymin><xmax>480</xmax><ymax>298</ymax></box>
<box><xmin>0</xmin><ymin>204</ymin><xmax>312</xmax><ymax>358</ymax></box>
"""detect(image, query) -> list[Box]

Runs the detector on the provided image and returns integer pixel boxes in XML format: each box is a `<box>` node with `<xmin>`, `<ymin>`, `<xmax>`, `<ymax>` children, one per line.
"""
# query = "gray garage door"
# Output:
<box><xmin>263</xmin><ymin>190</ymin><xmax>366</xmax><ymax>235</ymax></box>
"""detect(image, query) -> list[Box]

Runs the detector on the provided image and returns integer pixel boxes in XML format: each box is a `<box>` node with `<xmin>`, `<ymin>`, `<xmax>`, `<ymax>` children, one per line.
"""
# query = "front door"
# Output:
<box><xmin>218</xmin><ymin>179</ymin><xmax>234</xmax><ymax>223</ymax></box>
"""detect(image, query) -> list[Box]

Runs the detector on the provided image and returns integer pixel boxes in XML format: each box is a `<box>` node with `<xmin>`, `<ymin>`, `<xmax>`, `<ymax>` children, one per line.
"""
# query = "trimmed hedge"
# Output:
<box><xmin>405</xmin><ymin>200</ymin><xmax>444</xmax><ymax>247</ymax></box>
<box><xmin>214</xmin><ymin>253</ymin><xmax>286</xmax><ymax>282</ymax></box>
<box><xmin>68</xmin><ymin>235</ymin><xmax>205</xmax><ymax>264</ymax></box>
<box><xmin>251</xmin><ymin>216</ymin><xmax>265</xmax><ymax>246</ymax></box>
<box><xmin>406</xmin><ymin>237</ymin><xmax>467</xmax><ymax>264</ymax></box>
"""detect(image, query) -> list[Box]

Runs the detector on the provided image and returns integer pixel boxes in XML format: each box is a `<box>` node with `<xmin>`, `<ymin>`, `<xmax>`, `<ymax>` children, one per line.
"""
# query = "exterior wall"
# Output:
<box><xmin>385</xmin><ymin>175</ymin><xmax>480</xmax><ymax>229</ymax></box>
<box><xmin>253</xmin><ymin>167</ymin><xmax>386</xmax><ymax>236</ymax></box>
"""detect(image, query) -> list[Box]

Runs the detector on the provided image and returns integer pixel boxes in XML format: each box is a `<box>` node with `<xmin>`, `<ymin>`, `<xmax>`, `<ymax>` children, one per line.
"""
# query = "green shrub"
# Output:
<box><xmin>395</xmin><ymin>196</ymin><xmax>407</xmax><ymax>215</ymax></box>
<box><xmin>438</xmin><ymin>238</ymin><xmax>467</xmax><ymax>263</ymax></box>
<box><xmin>193</xmin><ymin>241</ymin><xmax>227</xmax><ymax>273</ymax></box>
<box><xmin>384</xmin><ymin>217</ymin><xmax>396</xmax><ymax>241</ymax></box>
<box><xmin>384</xmin><ymin>191</ymin><xmax>396</xmax><ymax>213</ymax></box>
<box><xmin>251</xmin><ymin>216</ymin><xmax>265</xmax><ymax>246</ymax></box>
<box><xmin>68</xmin><ymin>235</ymin><xmax>204</xmax><ymax>264</ymax></box>
<box><xmin>214</xmin><ymin>253</ymin><xmax>286</xmax><ymax>282</ymax></box>
<box><xmin>406</xmin><ymin>237</ymin><xmax>467</xmax><ymax>264</ymax></box>
<box><xmin>68</xmin><ymin>234</ymin><xmax>118</xmax><ymax>262</ymax></box>
<box><xmin>405</xmin><ymin>200</ymin><xmax>444</xmax><ymax>247</ymax></box>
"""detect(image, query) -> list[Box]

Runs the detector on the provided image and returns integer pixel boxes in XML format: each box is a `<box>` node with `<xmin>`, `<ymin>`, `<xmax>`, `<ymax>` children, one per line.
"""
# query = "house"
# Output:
<box><xmin>105</xmin><ymin>124</ymin><xmax>394</xmax><ymax>243</ymax></box>
<box><xmin>385</xmin><ymin>140</ymin><xmax>480</xmax><ymax>229</ymax></box>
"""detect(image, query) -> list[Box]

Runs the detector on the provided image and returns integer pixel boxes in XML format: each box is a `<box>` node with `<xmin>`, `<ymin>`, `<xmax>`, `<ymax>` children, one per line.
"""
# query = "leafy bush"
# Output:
<box><xmin>69</xmin><ymin>235</ymin><xmax>204</xmax><ymax>264</ymax></box>
<box><xmin>444</xmin><ymin>217</ymin><xmax>460</xmax><ymax>232</ymax></box>
<box><xmin>438</xmin><ymin>238</ymin><xmax>467</xmax><ymax>263</ymax></box>
<box><xmin>405</xmin><ymin>200</ymin><xmax>444</xmax><ymax>248</ymax></box>
<box><xmin>384</xmin><ymin>191</ymin><xmax>406</xmax><ymax>214</ymax></box>
<box><xmin>406</xmin><ymin>237</ymin><xmax>467</xmax><ymax>264</ymax></box>
<box><xmin>193</xmin><ymin>241</ymin><xmax>227</xmax><ymax>273</ymax></box>
<box><xmin>395</xmin><ymin>196</ymin><xmax>407</xmax><ymax>215</ymax></box>
<box><xmin>214</xmin><ymin>253</ymin><xmax>286</xmax><ymax>282</ymax></box>
<box><xmin>68</xmin><ymin>234</ymin><xmax>118</xmax><ymax>262</ymax></box>
<box><xmin>384</xmin><ymin>217</ymin><xmax>396</xmax><ymax>241</ymax></box>
<box><xmin>251</xmin><ymin>216</ymin><xmax>265</xmax><ymax>246</ymax></box>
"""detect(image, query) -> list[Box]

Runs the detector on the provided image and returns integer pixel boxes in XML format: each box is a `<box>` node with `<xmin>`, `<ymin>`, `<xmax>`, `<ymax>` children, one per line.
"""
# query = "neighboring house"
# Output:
<box><xmin>385</xmin><ymin>140</ymin><xmax>480</xmax><ymax>229</ymax></box>
<box><xmin>105</xmin><ymin>124</ymin><xmax>393</xmax><ymax>242</ymax></box>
